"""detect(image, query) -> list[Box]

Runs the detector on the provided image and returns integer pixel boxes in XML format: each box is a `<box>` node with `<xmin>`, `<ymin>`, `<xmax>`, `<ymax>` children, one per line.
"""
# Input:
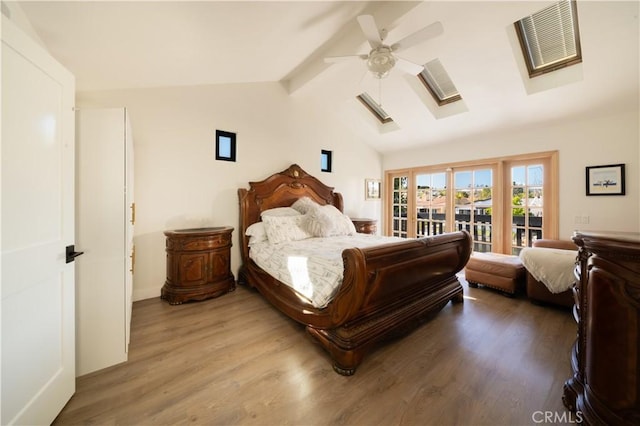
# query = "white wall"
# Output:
<box><xmin>77</xmin><ymin>83</ymin><xmax>382</xmax><ymax>301</ymax></box>
<box><xmin>1</xmin><ymin>1</ymin><xmax>45</xmax><ymax>47</ymax></box>
<box><xmin>383</xmin><ymin>109</ymin><xmax>640</xmax><ymax>240</ymax></box>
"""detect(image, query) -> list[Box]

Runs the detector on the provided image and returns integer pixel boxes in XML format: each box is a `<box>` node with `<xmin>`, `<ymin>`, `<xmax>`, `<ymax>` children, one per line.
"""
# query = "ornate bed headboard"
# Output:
<box><xmin>237</xmin><ymin>164</ymin><xmax>344</xmax><ymax>263</ymax></box>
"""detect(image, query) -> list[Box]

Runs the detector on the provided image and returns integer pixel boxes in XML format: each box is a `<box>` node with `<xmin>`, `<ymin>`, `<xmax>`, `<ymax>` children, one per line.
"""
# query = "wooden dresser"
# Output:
<box><xmin>162</xmin><ymin>227</ymin><xmax>235</xmax><ymax>305</ymax></box>
<box><xmin>563</xmin><ymin>231</ymin><xmax>640</xmax><ymax>425</ymax></box>
<box><xmin>351</xmin><ymin>218</ymin><xmax>378</xmax><ymax>235</ymax></box>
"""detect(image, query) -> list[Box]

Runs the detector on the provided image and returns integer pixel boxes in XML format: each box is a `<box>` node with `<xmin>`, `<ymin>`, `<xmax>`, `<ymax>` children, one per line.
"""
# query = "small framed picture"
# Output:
<box><xmin>216</xmin><ymin>130</ymin><xmax>236</xmax><ymax>162</ymax></box>
<box><xmin>586</xmin><ymin>163</ymin><xmax>625</xmax><ymax>196</ymax></box>
<box><xmin>365</xmin><ymin>179</ymin><xmax>381</xmax><ymax>200</ymax></box>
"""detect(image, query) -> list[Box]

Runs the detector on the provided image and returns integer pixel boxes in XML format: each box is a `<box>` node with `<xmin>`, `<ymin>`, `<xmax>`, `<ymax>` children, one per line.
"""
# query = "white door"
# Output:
<box><xmin>1</xmin><ymin>16</ymin><xmax>76</xmax><ymax>425</ymax></box>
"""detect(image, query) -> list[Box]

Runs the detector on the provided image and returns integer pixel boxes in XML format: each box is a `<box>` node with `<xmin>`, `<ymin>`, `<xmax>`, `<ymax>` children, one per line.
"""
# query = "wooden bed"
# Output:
<box><xmin>237</xmin><ymin>164</ymin><xmax>472</xmax><ymax>375</ymax></box>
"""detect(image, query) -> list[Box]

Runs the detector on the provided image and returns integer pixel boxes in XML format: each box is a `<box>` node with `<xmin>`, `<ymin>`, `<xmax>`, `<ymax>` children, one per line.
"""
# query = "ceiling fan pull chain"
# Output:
<box><xmin>378</xmin><ymin>78</ymin><xmax>382</xmax><ymax>107</ymax></box>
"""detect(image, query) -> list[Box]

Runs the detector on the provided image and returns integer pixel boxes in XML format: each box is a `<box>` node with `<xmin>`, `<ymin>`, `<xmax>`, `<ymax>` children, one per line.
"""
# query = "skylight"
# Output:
<box><xmin>515</xmin><ymin>0</ymin><xmax>582</xmax><ymax>78</ymax></box>
<box><xmin>418</xmin><ymin>58</ymin><xmax>461</xmax><ymax>106</ymax></box>
<box><xmin>357</xmin><ymin>93</ymin><xmax>393</xmax><ymax>124</ymax></box>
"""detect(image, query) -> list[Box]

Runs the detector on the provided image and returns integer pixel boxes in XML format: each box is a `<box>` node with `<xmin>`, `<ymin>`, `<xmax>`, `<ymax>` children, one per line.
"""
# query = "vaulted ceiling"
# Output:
<box><xmin>15</xmin><ymin>1</ymin><xmax>639</xmax><ymax>153</ymax></box>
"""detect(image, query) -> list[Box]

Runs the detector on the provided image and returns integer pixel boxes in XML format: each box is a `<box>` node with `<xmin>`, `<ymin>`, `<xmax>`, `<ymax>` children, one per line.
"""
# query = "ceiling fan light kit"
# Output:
<box><xmin>367</xmin><ymin>46</ymin><xmax>396</xmax><ymax>79</ymax></box>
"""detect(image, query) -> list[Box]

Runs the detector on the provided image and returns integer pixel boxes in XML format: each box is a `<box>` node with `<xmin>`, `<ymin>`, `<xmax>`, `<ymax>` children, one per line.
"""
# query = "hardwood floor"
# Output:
<box><xmin>54</xmin><ymin>277</ymin><xmax>578</xmax><ymax>425</ymax></box>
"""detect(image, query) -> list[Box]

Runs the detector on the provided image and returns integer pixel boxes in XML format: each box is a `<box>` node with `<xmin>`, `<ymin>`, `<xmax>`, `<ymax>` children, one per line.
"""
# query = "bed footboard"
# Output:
<box><xmin>308</xmin><ymin>230</ymin><xmax>472</xmax><ymax>375</ymax></box>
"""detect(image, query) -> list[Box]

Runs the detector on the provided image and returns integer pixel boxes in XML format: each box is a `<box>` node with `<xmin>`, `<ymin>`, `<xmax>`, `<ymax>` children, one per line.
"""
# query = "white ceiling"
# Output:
<box><xmin>15</xmin><ymin>1</ymin><xmax>639</xmax><ymax>153</ymax></box>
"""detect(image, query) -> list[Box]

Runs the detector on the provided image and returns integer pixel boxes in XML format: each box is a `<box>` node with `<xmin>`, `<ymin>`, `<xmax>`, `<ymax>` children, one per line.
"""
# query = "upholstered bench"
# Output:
<box><xmin>464</xmin><ymin>252</ymin><xmax>525</xmax><ymax>296</ymax></box>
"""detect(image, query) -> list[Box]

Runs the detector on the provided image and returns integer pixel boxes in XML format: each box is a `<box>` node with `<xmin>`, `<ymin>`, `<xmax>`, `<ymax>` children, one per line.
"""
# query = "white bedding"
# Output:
<box><xmin>249</xmin><ymin>234</ymin><xmax>402</xmax><ymax>309</ymax></box>
<box><xmin>519</xmin><ymin>247</ymin><xmax>578</xmax><ymax>293</ymax></box>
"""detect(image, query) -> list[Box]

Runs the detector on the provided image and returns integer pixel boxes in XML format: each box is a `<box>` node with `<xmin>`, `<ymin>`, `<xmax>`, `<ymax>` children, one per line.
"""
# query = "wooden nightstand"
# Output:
<box><xmin>351</xmin><ymin>218</ymin><xmax>378</xmax><ymax>235</ymax></box>
<box><xmin>161</xmin><ymin>227</ymin><xmax>235</xmax><ymax>305</ymax></box>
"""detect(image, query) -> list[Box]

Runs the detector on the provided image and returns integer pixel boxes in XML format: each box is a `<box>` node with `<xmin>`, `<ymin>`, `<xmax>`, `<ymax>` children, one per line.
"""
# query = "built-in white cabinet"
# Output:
<box><xmin>75</xmin><ymin>107</ymin><xmax>134</xmax><ymax>376</ymax></box>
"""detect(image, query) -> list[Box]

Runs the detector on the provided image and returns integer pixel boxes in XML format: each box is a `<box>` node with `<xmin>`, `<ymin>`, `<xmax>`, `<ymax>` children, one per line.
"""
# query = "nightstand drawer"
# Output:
<box><xmin>351</xmin><ymin>218</ymin><xmax>377</xmax><ymax>235</ymax></box>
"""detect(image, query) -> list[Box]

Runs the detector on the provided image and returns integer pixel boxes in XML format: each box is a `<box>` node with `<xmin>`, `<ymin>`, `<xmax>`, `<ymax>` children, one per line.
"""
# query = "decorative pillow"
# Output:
<box><xmin>260</xmin><ymin>207</ymin><xmax>301</xmax><ymax>218</ymax></box>
<box><xmin>305</xmin><ymin>204</ymin><xmax>356</xmax><ymax>237</ymax></box>
<box><xmin>291</xmin><ymin>197</ymin><xmax>320</xmax><ymax>215</ymax></box>
<box><xmin>339</xmin><ymin>214</ymin><xmax>358</xmax><ymax>236</ymax></box>
<box><xmin>262</xmin><ymin>215</ymin><xmax>311</xmax><ymax>244</ymax></box>
<box><xmin>245</xmin><ymin>222</ymin><xmax>268</xmax><ymax>246</ymax></box>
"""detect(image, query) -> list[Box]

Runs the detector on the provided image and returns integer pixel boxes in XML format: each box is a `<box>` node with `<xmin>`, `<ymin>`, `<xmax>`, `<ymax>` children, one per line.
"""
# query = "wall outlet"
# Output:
<box><xmin>582</xmin><ymin>216</ymin><xmax>590</xmax><ymax>224</ymax></box>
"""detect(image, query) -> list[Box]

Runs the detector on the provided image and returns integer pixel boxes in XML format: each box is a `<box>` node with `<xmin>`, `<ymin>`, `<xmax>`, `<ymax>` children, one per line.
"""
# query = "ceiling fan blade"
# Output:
<box><xmin>357</xmin><ymin>15</ymin><xmax>382</xmax><ymax>48</ymax></box>
<box><xmin>391</xmin><ymin>21</ymin><xmax>444</xmax><ymax>52</ymax></box>
<box><xmin>395</xmin><ymin>57</ymin><xmax>424</xmax><ymax>75</ymax></box>
<box><xmin>324</xmin><ymin>54</ymin><xmax>368</xmax><ymax>64</ymax></box>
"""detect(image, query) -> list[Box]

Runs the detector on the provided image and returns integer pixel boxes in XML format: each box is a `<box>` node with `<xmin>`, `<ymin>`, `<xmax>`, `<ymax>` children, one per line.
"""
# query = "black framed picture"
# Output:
<box><xmin>216</xmin><ymin>130</ymin><xmax>236</xmax><ymax>162</ymax></box>
<box><xmin>586</xmin><ymin>163</ymin><xmax>625</xmax><ymax>196</ymax></box>
<box><xmin>321</xmin><ymin>149</ymin><xmax>332</xmax><ymax>173</ymax></box>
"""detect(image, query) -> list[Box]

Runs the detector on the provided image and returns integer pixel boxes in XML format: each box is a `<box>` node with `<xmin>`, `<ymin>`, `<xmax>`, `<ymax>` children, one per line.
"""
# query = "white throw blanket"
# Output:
<box><xmin>519</xmin><ymin>247</ymin><xmax>578</xmax><ymax>293</ymax></box>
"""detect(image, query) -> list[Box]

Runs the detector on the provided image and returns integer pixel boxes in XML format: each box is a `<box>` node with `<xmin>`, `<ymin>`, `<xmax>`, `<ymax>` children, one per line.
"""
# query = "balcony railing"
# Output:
<box><xmin>413</xmin><ymin>212</ymin><xmax>542</xmax><ymax>252</ymax></box>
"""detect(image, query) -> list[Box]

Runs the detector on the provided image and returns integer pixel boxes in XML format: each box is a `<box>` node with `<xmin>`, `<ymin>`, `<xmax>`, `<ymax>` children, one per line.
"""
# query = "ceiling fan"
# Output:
<box><xmin>325</xmin><ymin>15</ymin><xmax>444</xmax><ymax>79</ymax></box>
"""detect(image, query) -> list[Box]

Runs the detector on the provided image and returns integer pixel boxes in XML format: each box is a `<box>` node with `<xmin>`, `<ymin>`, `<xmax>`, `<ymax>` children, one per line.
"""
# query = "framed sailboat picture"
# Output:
<box><xmin>586</xmin><ymin>164</ymin><xmax>625</xmax><ymax>196</ymax></box>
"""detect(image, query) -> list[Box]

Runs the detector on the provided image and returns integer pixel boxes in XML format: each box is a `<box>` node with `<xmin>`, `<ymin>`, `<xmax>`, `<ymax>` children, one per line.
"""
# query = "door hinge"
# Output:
<box><xmin>130</xmin><ymin>245</ymin><xmax>135</xmax><ymax>274</ymax></box>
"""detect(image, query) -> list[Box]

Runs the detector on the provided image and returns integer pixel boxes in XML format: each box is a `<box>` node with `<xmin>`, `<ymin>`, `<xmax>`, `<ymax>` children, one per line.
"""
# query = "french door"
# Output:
<box><xmin>505</xmin><ymin>159</ymin><xmax>556</xmax><ymax>255</ymax></box>
<box><xmin>389</xmin><ymin>174</ymin><xmax>410</xmax><ymax>238</ymax></box>
<box><xmin>453</xmin><ymin>168</ymin><xmax>494</xmax><ymax>252</ymax></box>
<box><xmin>388</xmin><ymin>167</ymin><xmax>494</xmax><ymax>252</ymax></box>
<box><xmin>385</xmin><ymin>152</ymin><xmax>558</xmax><ymax>254</ymax></box>
<box><xmin>416</xmin><ymin>172</ymin><xmax>447</xmax><ymax>238</ymax></box>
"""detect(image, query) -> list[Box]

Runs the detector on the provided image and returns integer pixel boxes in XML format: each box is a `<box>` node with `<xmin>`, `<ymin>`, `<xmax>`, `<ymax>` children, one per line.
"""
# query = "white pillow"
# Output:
<box><xmin>260</xmin><ymin>207</ymin><xmax>301</xmax><ymax>218</ymax></box>
<box><xmin>305</xmin><ymin>204</ymin><xmax>356</xmax><ymax>237</ymax></box>
<box><xmin>262</xmin><ymin>215</ymin><xmax>311</xmax><ymax>244</ymax></box>
<box><xmin>291</xmin><ymin>197</ymin><xmax>320</xmax><ymax>215</ymax></box>
<box><xmin>245</xmin><ymin>222</ymin><xmax>268</xmax><ymax>246</ymax></box>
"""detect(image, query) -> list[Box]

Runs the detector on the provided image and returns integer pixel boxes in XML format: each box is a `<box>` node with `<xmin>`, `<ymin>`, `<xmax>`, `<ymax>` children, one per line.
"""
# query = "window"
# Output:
<box><xmin>418</xmin><ymin>58</ymin><xmax>462</xmax><ymax>105</ymax></box>
<box><xmin>357</xmin><ymin>93</ymin><xmax>393</xmax><ymax>124</ymax></box>
<box><xmin>515</xmin><ymin>0</ymin><xmax>582</xmax><ymax>78</ymax></box>
<box><xmin>384</xmin><ymin>152</ymin><xmax>558</xmax><ymax>255</ymax></box>
<box><xmin>321</xmin><ymin>150</ymin><xmax>332</xmax><ymax>173</ymax></box>
<box><xmin>215</xmin><ymin>130</ymin><xmax>236</xmax><ymax>162</ymax></box>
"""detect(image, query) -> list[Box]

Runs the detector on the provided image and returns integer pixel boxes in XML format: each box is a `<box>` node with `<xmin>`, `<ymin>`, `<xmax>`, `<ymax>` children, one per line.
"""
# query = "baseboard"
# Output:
<box><xmin>133</xmin><ymin>287</ymin><xmax>160</xmax><ymax>302</ymax></box>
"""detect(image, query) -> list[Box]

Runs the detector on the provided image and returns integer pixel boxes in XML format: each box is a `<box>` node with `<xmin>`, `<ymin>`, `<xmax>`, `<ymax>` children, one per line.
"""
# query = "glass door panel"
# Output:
<box><xmin>391</xmin><ymin>175</ymin><xmax>409</xmax><ymax>238</ymax></box>
<box><xmin>455</xmin><ymin>168</ymin><xmax>493</xmax><ymax>252</ymax></box>
<box><xmin>511</xmin><ymin>164</ymin><xmax>544</xmax><ymax>254</ymax></box>
<box><xmin>473</xmin><ymin>168</ymin><xmax>493</xmax><ymax>253</ymax></box>
<box><xmin>416</xmin><ymin>172</ymin><xmax>447</xmax><ymax>237</ymax></box>
<box><xmin>454</xmin><ymin>170</ymin><xmax>471</xmax><ymax>236</ymax></box>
